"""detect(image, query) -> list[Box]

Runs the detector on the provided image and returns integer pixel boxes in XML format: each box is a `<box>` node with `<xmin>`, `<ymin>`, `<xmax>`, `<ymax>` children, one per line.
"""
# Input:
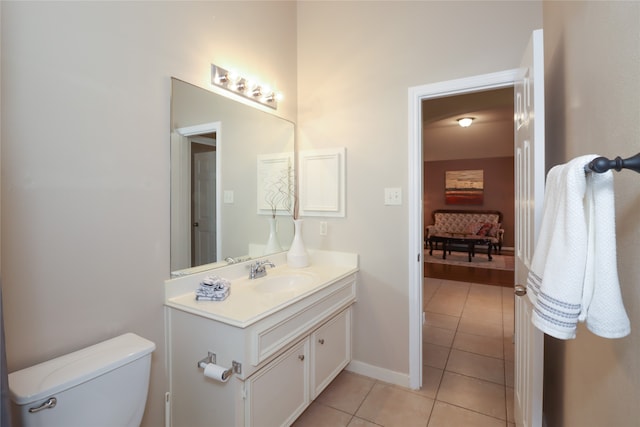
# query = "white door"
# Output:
<box><xmin>193</xmin><ymin>150</ymin><xmax>217</xmax><ymax>265</ymax></box>
<box><xmin>514</xmin><ymin>29</ymin><xmax>545</xmax><ymax>427</ymax></box>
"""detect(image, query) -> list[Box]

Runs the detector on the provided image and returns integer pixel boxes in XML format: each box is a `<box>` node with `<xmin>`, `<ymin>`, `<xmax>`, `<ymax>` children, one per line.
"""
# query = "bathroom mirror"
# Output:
<box><xmin>170</xmin><ymin>78</ymin><xmax>295</xmax><ymax>276</ymax></box>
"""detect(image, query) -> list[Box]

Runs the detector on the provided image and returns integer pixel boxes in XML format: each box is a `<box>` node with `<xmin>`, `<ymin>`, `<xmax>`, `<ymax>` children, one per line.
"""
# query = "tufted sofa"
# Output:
<box><xmin>425</xmin><ymin>209</ymin><xmax>504</xmax><ymax>253</ymax></box>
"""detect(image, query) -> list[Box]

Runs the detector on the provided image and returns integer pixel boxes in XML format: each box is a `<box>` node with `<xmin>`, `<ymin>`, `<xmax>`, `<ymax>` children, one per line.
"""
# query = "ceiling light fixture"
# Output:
<box><xmin>211</xmin><ymin>64</ymin><xmax>280</xmax><ymax>110</ymax></box>
<box><xmin>457</xmin><ymin>117</ymin><xmax>475</xmax><ymax>128</ymax></box>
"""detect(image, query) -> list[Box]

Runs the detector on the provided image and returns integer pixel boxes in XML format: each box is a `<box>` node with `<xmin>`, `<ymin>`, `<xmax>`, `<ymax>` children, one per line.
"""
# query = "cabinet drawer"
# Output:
<box><xmin>245</xmin><ymin>338</ymin><xmax>309</xmax><ymax>427</ymax></box>
<box><xmin>310</xmin><ymin>308</ymin><xmax>351</xmax><ymax>399</ymax></box>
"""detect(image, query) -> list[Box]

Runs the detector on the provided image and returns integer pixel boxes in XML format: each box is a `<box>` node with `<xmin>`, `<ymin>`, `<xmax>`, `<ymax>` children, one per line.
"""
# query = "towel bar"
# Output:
<box><xmin>585</xmin><ymin>153</ymin><xmax>640</xmax><ymax>174</ymax></box>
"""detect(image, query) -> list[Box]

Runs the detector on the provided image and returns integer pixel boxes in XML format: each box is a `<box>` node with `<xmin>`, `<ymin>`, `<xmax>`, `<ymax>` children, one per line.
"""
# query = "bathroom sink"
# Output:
<box><xmin>255</xmin><ymin>273</ymin><xmax>316</xmax><ymax>293</ymax></box>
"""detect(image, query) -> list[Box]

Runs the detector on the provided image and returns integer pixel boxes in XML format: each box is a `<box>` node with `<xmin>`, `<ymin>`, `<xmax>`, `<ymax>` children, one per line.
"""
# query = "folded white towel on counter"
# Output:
<box><xmin>527</xmin><ymin>155</ymin><xmax>630</xmax><ymax>339</ymax></box>
<box><xmin>195</xmin><ymin>276</ymin><xmax>230</xmax><ymax>301</ymax></box>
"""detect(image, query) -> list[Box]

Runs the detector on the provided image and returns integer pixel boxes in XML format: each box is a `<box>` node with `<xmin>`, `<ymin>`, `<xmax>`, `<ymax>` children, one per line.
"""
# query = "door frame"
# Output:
<box><xmin>407</xmin><ymin>69</ymin><xmax>519</xmax><ymax>389</ymax></box>
<box><xmin>176</xmin><ymin>121</ymin><xmax>223</xmax><ymax>264</ymax></box>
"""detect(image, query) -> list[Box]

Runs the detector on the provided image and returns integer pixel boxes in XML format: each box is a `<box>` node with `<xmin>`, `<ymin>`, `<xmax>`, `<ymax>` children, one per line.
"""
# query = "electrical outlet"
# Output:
<box><xmin>320</xmin><ymin>221</ymin><xmax>328</xmax><ymax>236</ymax></box>
<box><xmin>384</xmin><ymin>188</ymin><xmax>402</xmax><ymax>205</ymax></box>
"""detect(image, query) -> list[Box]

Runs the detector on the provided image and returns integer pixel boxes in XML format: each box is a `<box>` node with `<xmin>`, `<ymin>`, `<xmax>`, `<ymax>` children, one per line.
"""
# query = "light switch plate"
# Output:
<box><xmin>384</xmin><ymin>188</ymin><xmax>402</xmax><ymax>205</ymax></box>
<box><xmin>224</xmin><ymin>190</ymin><xmax>234</xmax><ymax>204</ymax></box>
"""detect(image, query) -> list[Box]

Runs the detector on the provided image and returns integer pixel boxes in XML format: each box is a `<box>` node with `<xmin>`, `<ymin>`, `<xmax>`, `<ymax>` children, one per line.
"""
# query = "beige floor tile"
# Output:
<box><xmin>423</xmin><ymin>325</ymin><xmax>456</xmax><ymax>347</ymax></box>
<box><xmin>502</xmin><ymin>296</ymin><xmax>514</xmax><ymax>311</ymax></box>
<box><xmin>503</xmin><ymin>338</ymin><xmax>515</xmax><ymax>362</ymax></box>
<box><xmin>428</xmin><ymin>401</ymin><xmax>506</xmax><ymax>427</ymax></box>
<box><xmin>464</xmin><ymin>299</ymin><xmax>503</xmax><ymax>313</ymax></box>
<box><xmin>315</xmin><ymin>371</ymin><xmax>375</xmax><ymax>415</ymax></box>
<box><xmin>453</xmin><ymin>331</ymin><xmax>504</xmax><ymax>359</ymax></box>
<box><xmin>356</xmin><ymin>383</ymin><xmax>434</xmax><ymax>427</ymax></box>
<box><xmin>465</xmin><ymin>292</ymin><xmax>503</xmax><ymax>305</ymax></box>
<box><xmin>461</xmin><ymin>305</ymin><xmax>504</xmax><ymax>324</ymax></box>
<box><xmin>414</xmin><ymin>365</ymin><xmax>443</xmax><ymax>399</ymax></box>
<box><xmin>470</xmin><ymin>282</ymin><xmax>503</xmax><ymax>294</ymax></box>
<box><xmin>446</xmin><ymin>349</ymin><xmax>505</xmax><ymax>385</ymax></box>
<box><xmin>437</xmin><ymin>372</ymin><xmax>506</xmax><ymax>420</ymax></box>
<box><xmin>506</xmin><ymin>387</ymin><xmax>514</xmax><ymax>423</ymax></box>
<box><xmin>424</xmin><ymin>282</ymin><xmax>441</xmax><ymax>305</ymax></box>
<box><xmin>424</xmin><ymin>342</ymin><xmax>450</xmax><ymax>369</ymax></box>
<box><xmin>347</xmin><ymin>417</ymin><xmax>383</xmax><ymax>427</ymax></box>
<box><xmin>439</xmin><ymin>280</ymin><xmax>471</xmax><ymax>293</ymax></box>
<box><xmin>425</xmin><ymin>311</ymin><xmax>460</xmax><ymax>330</ymax></box>
<box><xmin>292</xmin><ymin>402</ymin><xmax>353</xmax><ymax>427</ymax></box>
<box><xmin>426</xmin><ymin>293</ymin><xmax>467</xmax><ymax>317</ymax></box>
<box><xmin>457</xmin><ymin>317</ymin><xmax>503</xmax><ymax>339</ymax></box>
<box><xmin>505</xmin><ymin>360</ymin><xmax>514</xmax><ymax>388</ymax></box>
<box><xmin>503</xmin><ymin>306</ymin><xmax>514</xmax><ymax>320</ymax></box>
<box><xmin>502</xmin><ymin>286</ymin><xmax>515</xmax><ymax>300</ymax></box>
<box><xmin>503</xmin><ymin>316</ymin><xmax>514</xmax><ymax>338</ymax></box>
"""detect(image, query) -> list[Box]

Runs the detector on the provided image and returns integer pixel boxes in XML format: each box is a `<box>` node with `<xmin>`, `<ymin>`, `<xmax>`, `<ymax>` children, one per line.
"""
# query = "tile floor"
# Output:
<box><xmin>293</xmin><ymin>278</ymin><xmax>515</xmax><ymax>427</ymax></box>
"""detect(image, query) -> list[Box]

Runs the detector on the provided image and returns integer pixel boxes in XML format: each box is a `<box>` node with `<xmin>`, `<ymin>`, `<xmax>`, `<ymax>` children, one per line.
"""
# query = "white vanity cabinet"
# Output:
<box><xmin>165</xmin><ymin>260</ymin><xmax>357</xmax><ymax>427</ymax></box>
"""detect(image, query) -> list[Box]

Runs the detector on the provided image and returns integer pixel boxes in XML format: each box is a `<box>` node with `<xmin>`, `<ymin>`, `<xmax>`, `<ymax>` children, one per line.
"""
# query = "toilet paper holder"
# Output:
<box><xmin>197</xmin><ymin>352</ymin><xmax>242</xmax><ymax>375</ymax></box>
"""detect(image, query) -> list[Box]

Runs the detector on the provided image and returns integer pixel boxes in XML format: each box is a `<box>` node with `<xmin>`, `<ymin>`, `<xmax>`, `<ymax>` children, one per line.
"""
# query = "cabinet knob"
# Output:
<box><xmin>318</xmin><ymin>339</ymin><xmax>325</xmax><ymax>345</ymax></box>
<box><xmin>514</xmin><ymin>284</ymin><xmax>527</xmax><ymax>296</ymax></box>
<box><xmin>298</xmin><ymin>355</ymin><xmax>305</xmax><ymax>361</ymax></box>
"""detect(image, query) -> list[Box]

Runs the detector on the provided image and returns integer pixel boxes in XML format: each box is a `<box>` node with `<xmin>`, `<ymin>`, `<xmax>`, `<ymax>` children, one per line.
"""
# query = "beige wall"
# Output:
<box><xmin>297</xmin><ymin>1</ymin><xmax>541</xmax><ymax>377</ymax></box>
<box><xmin>542</xmin><ymin>1</ymin><xmax>640</xmax><ymax>425</ymax></box>
<box><xmin>0</xmin><ymin>2</ymin><xmax>297</xmax><ymax>426</ymax></box>
<box><xmin>424</xmin><ymin>157</ymin><xmax>515</xmax><ymax>248</ymax></box>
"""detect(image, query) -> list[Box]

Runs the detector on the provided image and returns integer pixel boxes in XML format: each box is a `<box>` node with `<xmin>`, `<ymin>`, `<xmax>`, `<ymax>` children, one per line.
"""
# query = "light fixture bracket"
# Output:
<box><xmin>211</xmin><ymin>64</ymin><xmax>278</xmax><ymax>110</ymax></box>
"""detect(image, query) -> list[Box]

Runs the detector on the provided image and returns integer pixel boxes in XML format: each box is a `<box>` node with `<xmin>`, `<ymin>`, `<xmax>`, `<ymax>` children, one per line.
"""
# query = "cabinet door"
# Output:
<box><xmin>245</xmin><ymin>338</ymin><xmax>309</xmax><ymax>427</ymax></box>
<box><xmin>311</xmin><ymin>308</ymin><xmax>351</xmax><ymax>399</ymax></box>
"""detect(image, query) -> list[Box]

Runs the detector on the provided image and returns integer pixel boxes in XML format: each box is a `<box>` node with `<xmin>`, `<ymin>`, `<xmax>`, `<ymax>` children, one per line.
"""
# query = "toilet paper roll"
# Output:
<box><xmin>203</xmin><ymin>363</ymin><xmax>231</xmax><ymax>383</ymax></box>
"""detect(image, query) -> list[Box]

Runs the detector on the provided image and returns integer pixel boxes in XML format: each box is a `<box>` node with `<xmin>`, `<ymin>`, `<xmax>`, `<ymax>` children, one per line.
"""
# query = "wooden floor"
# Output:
<box><xmin>424</xmin><ymin>254</ymin><xmax>515</xmax><ymax>287</ymax></box>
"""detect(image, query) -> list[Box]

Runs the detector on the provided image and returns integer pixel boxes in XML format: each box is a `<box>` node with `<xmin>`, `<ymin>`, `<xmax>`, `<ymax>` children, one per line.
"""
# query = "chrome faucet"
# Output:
<box><xmin>249</xmin><ymin>260</ymin><xmax>275</xmax><ymax>279</ymax></box>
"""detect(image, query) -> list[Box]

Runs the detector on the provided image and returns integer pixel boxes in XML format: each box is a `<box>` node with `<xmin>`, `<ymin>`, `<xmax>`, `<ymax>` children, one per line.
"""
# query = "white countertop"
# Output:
<box><xmin>164</xmin><ymin>250</ymin><xmax>358</xmax><ymax>328</ymax></box>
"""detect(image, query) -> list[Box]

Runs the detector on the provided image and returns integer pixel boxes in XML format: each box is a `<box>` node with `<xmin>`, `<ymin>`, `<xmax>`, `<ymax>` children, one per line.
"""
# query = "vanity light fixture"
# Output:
<box><xmin>211</xmin><ymin>64</ymin><xmax>280</xmax><ymax>110</ymax></box>
<box><xmin>457</xmin><ymin>117</ymin><xmax>475</xmax><ymax>128</ymax></box>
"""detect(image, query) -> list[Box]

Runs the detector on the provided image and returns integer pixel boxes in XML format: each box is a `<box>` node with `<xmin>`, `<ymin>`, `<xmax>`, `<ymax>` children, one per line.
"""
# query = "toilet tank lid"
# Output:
<box><xmin>8</xmin><ymin>333</ymin><xmax>156</xmax><ymax>405</ymax></box>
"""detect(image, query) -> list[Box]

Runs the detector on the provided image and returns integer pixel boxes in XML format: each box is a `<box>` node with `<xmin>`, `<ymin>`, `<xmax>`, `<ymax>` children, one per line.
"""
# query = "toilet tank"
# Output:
<box><xmin>8</xmin><ymin>333</ymin><xmax>155</xmax><ymax>427</ymax></box>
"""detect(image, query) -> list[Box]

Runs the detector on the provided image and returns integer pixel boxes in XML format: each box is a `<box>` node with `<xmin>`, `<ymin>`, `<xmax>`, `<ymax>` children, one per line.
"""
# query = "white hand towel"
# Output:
<box><xmin>527</xmin><ymin>155</ymin><xmax>630</xmax><ymax>339</ymax></box>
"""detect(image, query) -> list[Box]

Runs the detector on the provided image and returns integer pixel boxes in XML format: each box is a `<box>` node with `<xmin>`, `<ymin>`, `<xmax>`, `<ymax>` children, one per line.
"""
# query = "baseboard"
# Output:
<box><xmin>345</xmin><ymin>359</ymin><xmax>411</xmax><ymax>389</ymax></box>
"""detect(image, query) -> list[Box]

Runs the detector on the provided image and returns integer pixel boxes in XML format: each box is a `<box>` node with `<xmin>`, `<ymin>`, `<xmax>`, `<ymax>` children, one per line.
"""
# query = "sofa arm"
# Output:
<box><xmin>425</xmin><ymin>225</ymin><xmax>437</xmax><ymax>238</ymax></box>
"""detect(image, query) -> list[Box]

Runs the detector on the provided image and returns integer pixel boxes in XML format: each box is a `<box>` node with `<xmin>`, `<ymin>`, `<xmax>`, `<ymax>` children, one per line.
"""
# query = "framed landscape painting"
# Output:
<box><xmin>445</xmin><ymin>169</ymin><xmax>483</xmax><ymax>204</ymax></box>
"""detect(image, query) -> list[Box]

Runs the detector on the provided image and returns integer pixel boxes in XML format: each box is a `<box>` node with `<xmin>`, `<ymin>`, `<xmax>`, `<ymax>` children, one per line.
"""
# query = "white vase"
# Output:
<box><xmin>287</xmin><ymin>219</ymin><xmax>309</xmax><ymax>268</ymax></box>
<box><xmin>264</xmin><ymin>217</ymin><xmax>282</xmax><ymax>254</ymax></box>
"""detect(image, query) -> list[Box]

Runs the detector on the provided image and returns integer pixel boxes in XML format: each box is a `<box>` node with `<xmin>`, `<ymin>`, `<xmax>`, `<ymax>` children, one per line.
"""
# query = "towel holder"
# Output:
<box><xmin>586</xmin><ymin>153</ymin><xmax>640</xmax><ymax>174</ymax></box>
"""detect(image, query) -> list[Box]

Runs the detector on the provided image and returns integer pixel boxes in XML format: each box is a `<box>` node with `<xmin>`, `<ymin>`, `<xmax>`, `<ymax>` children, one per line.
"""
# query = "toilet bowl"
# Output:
<box><xmin>8</xmin><ymin>333</ymin><xmax>155</xmax><ymax>427</ymax></box>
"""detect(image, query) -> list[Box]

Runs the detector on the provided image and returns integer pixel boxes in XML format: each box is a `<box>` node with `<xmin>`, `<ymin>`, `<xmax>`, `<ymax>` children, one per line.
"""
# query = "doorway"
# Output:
<box><xmin>422</xmin><ymin>88</ymin><xmax>515</xmax><ymax>287</ymax></box>
<box><xmin>191</xmin><ymin>137</ymin><xmax>217</xmax><ymax>266</ymax></box>
<box><xmin>407</xmin><ymin>69</ymin><xmax>519</xmax><ymax>389</ymax></box>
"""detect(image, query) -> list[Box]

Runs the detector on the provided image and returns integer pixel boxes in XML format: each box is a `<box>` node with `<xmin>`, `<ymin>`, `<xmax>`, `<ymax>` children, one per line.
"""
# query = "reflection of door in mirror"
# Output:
<box><xmin>170</xmin><ymin>122</ymin><xmax>222</xmax><ymax>274</ymax></box>
<box><xmin>191</xmin><ymin>138</ymin><xmax>217</xmax><ymax>267</ymax></box>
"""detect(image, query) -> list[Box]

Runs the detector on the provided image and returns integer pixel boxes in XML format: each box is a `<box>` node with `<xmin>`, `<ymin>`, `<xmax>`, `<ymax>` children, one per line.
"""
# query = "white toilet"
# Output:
<box><xmin>8</xmin><ymin>332</ymin><xmax>155</xmax><ymax>427</ymax></box>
